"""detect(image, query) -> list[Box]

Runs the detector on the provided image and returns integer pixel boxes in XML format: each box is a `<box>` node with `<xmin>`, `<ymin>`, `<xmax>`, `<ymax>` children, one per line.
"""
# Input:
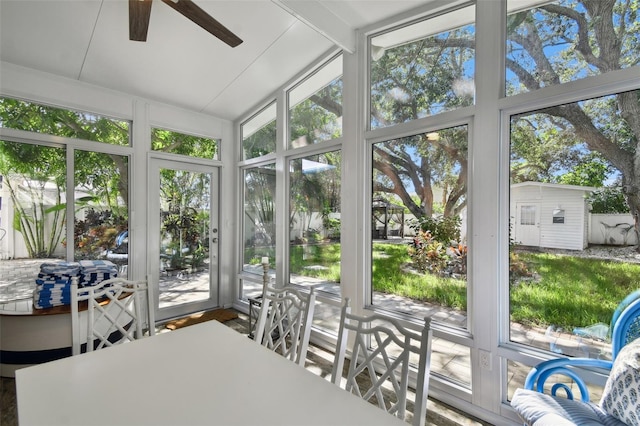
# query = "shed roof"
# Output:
<box><xmin>511</xmin><ymin>181</ymin><xmax>597</xmax><ymax>193</ymax></box>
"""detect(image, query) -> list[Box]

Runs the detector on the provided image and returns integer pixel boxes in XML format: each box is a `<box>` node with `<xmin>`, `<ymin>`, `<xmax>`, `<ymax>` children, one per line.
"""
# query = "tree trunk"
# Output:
<box><xmin>623</xmin><ymin>177</ymin><xmax>640</xmax><ymax>252</ymax></box>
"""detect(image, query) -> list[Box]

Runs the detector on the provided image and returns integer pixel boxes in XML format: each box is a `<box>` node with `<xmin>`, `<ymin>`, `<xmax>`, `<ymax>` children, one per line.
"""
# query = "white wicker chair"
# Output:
<box><xmin>70</xmin><ymin>275</ymin><xmax>155</xmax><ymax>355</ymax></box>
<box><xmin>331</xmin><ymin>298</ymin><xmax>433</xmax><ymax>426</ymax></box>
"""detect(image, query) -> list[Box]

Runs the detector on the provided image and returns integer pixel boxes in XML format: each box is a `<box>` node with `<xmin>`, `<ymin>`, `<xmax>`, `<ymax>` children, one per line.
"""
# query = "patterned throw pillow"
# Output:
<box><xmin>600</xmin><ymin>337</ymin><xmax>640</xmax><ymax>426</ymax></box>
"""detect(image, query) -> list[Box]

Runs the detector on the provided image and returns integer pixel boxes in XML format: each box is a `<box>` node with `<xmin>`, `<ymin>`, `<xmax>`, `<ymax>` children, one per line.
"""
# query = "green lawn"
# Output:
<box><xmin>290</xmin><ymin>242</ymin><xmax>341</xmax><ymax>282</ymax></box>
<box><xmin>510</xmin><ymin>252</ymin><xmax>640</xmax><ymax>329</ymax></box>
<box><xmin>372</xmin><ymin>243</ymin><xmax>467</xmax><ymax>310</ymax></box>
<box><xmin>286</xmin><ymin>241</ymin><xmax>640</xmax><ymax>330</ymax></box>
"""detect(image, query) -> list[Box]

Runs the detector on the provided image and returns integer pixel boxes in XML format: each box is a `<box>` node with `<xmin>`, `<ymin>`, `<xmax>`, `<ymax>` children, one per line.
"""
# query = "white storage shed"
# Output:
<box><xmin>510</xmin><ymin>182</ymin><xmax>596</xmax><ymax>251</ymax></box>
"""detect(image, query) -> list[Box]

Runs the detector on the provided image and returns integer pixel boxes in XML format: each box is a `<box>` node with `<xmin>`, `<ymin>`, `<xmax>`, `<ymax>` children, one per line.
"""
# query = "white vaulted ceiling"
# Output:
<box><xmin>0</xmin><ymin>0</ymin><xmax>426</xmax><ymax>121</ymax></box>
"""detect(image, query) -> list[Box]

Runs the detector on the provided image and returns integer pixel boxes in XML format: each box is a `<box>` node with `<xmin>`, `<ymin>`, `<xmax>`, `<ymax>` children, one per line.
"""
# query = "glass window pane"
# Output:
<box><xmin>289</xmin><ymin>151</ymin><xmax>341</xmax><ymax>295</ymax></box>
<box><xmin>242</xmin><ymin>163</ymin><xmax>276</xmax><ymax>287</ymax></box>
<box><xmin>371</xmin><ymin>125</ymin><xmax>468</xmax><ymax>330</ymax></box>
<box><xmin>0</xmin><ymin>97</ymin><xmax>130</xmax><ymax>146</ymax></box>
<box><xmin>509</xmin><ymin>90</ymin><xmax>640</xmax><ymax>359</ymax></box>
<box><xmin>288</xmin><ymin>55</ymin><xmax>343</xmax><ymax>148</ymax></box>
<box><xmin>158</xmin><ymin>167</ymin><xmax>211</xmax><ymax>309</ymax></box>
<box><xmin>152</xmin><ymin>128</ymin><xmax>219</xmax><ymax>160</ymax></box>
<box><xmin>0</xmin><ymin>140</ymin><xmax>67</xmax><ymax>260</ymax></box>
<box><xmin>242</xmin><ymin>102</ymin><xmax>277</xmax><ymax>160</ymax></box>
<box><xmin>73</xmin><ymin>151</ymin><xmax>129</xmax><ymax>275</ymax></box>
<box><xmin>432</xmin><ymin>338</ymin><xmax>471</xmax><ymax>387</ymax></box>
<box><xmin>520</xmin><ymin>205</ymin><xmax>536</xmax><ymax>225</ymax></box>
<box><xmin>370</xmin><ymin>5</ymin><xmax>475</xmax><ymax>129</ymax></box>
<box><xmin>506</xmin><ymin>0</ymin><xmax>638</xmax><ymax>96</ymax></box>
<box><xmin>310</xmin><ymin>300</ymin><xmax>341</xmax><ymax>334</ymax></box>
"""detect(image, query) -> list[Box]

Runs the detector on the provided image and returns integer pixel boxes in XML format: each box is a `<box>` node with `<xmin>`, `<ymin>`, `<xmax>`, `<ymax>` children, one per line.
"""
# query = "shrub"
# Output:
<box><xmin>408</xmin><ymin>215</ymin><xmax>467</xmax><ymax>277</ymax></box>
<box><xmin>509</xmin><ymin>251</ymin><xmax>533</xmax><ymax>284</ymax></box>
<box><xmin>588</xmin><ymin>186</ymin><xmax>629</xmax><ymax>214</ymax></box>
<box><xmin>410</xmin><ymin>215</ymin><xmax>461</xmax><ymax>244</ymax></box>
<box><xmin>408</xmin><ymin>230</ymin><xmax>450</xmax><ymax>275</ymax></box>
<box><xmin>448</xmin><ymin>243</ymin><xmax>467</xmax><ymax>275</ymax></box>
<box><xmin>74</xmin><ymin>209</ymin><xmax>127</xmax><ymax>259</ymax></box>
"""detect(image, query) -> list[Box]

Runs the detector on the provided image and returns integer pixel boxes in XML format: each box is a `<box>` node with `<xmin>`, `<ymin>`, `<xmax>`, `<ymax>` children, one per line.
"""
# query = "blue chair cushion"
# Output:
<box><xmin>600</xmin><ymin>338</ymin><xmax>640</xmax><ymax>426</ymax></box>
<box><xmin>511</xmin><ymin>388</ymin><xmax>627</xmax><ymax>426</ymax></box>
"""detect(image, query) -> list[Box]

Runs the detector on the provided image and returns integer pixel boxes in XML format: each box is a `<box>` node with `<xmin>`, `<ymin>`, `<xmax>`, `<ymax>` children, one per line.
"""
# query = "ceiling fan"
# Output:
<box><xmin>129</xmin><ymin>0</ymin><xmax>243</xmax><ymax>47</ymax></box>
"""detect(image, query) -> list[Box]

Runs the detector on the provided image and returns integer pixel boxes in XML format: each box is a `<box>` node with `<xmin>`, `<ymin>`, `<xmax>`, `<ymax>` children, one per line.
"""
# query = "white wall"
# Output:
<box><xmin>538</xmin><ymin>192</ymin><xmax>588</xmax><ymax>251</ymax></box>
<box><xmin>589</xmin><ymin>213</ymin><xmax>638</xmax><ymax>246</ymax></box>
<box><xmin>0</xmin><ymin>183</ymin><xmax>13</xmax><ymax>259</ymax></box>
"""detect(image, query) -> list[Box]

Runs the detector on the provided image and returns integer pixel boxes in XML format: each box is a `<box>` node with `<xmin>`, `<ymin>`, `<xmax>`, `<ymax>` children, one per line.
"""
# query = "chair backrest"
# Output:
<box><xmin>608</xmin><ymin>289</ymin><xmax>640</xmax><ymax>335</ymax></box>
<box><xmin>611</xmin><ymin>296</ymin><xmax>640</xmax><ymax>359</ymax></box>
<box><xmin>70</xmin><ymin>275</ymin><xmax>155</xmax><ymax>355</ymax></box>
<box><xmin>331</xmin><ymin>298</ymin><xmax>433</xmax><ymax>426</ymax></box>
<box><xmin>254</xmin><ymin>284</ymin><xmax>316</xmax><ymax>366</ymax></box>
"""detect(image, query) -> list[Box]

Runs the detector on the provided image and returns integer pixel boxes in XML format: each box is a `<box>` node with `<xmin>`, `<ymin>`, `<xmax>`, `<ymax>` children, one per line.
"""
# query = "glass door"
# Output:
<box><xmin>149</xmin><ymin>158</ymin><xmax>219</xmax><ymax>321</ymax></box>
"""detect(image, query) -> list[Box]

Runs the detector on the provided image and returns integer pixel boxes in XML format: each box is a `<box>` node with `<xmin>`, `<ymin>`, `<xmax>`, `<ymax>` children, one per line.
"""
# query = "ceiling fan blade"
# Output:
<box><xmin>129</xmin><ymin>0</ymin><xmax>153</xmax><ymax>41</ymax></box>
<box><xmin>160</xmin><ymin>0</ymin><xmax>243</xmax><ymax>47</ymax></box>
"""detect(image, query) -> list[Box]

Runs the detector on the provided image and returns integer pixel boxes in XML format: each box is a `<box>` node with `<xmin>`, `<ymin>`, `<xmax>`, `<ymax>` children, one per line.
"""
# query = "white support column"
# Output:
<box><xmin>132</xmin><ymin>99</ymin><xmax>150</xmax><ymax>282</ymax></box>
<box><xmin>470</xmin><ymin>0</ymin><xmax>506</xmax><ymax>412</ymax></box>
<box><xmin>339</xmin><ymin>36</ymin><xmax>365</xmax><ymax>312</ymax></box>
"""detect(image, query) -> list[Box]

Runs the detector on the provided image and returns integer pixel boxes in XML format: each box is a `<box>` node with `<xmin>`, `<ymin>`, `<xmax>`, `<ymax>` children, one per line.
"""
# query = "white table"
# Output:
<box><xmin>16</xmin><ymin>320</ymin><xmax>406</xmax><ymax>425</ymax></box>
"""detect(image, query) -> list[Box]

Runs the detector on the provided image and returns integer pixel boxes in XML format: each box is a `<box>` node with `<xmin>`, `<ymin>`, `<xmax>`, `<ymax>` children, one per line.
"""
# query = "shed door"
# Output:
<box><xmin>515</xmin><ymin>202</ymin><xmax>540</xmax><ymax>246</ymax></box>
